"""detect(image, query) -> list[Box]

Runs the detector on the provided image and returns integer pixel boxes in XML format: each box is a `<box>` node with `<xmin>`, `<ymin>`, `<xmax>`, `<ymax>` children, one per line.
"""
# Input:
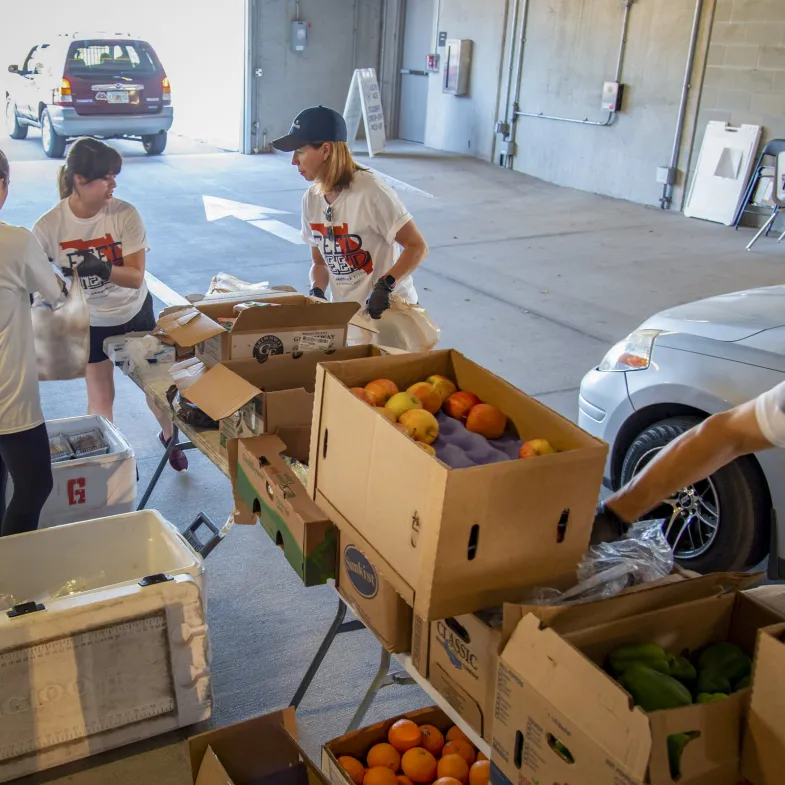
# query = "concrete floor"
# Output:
<box><xmin>3</xmin><ymin>128</ymin><xmax>785</xmax><ymax>783</ymax></box>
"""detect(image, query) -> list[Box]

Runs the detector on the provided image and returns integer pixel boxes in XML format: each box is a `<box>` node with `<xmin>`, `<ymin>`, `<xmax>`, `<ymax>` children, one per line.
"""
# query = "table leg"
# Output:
<box><xmin>346</xmin><ymin>648</ymin><xmax>392</xmax><ymax>732</ymax></box>
<box><xmin>137</xmin><ymin>424</ymin><xmax>180</xmax><ymax>511</ymax></box>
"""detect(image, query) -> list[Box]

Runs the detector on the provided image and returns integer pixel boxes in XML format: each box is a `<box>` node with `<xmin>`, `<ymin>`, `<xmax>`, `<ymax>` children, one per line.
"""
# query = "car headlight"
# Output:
<box><xmin>598</xmin><ymin>329</ymin><xmax>660</xmax><ymax>372</ymax></box>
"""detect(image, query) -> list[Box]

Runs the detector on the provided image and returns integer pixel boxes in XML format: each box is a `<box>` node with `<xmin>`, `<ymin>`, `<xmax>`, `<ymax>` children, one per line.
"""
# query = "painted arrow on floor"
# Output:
<box><xmin>202</xmin><ymin>195</ymin><xmax>304</xmax><ymax>245</ymax></box>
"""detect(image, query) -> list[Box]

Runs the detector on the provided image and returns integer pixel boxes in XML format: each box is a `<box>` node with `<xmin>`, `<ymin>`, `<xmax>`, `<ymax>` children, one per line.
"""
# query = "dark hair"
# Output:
<box><xmin>58</xmin><ymin>138</ymin><xmax>122</xmax><ymax>199</ymax></box>
<box><xmin>0</xmin><ymin>148</ymin><xmax>8</xmax><ymax>185</ymax></box>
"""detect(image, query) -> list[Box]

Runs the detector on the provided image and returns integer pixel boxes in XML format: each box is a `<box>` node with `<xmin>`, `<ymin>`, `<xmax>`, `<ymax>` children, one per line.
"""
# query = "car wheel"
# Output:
<box><xmin>5</xmin><ymin>100</ymin><xmax>28</xmax><ymax>139</ymax></box>
<box><xmin>142</xmin><ymin>132</ymin><xmax>167</xmax><ymax>156</ymax></box>
<box><xmin>620</xmin><ymin>416</ymin><xmax>764</xmax><ymax>573</ymax></box>
<box><xmin>41</xmin><ymin>109</ymin><xmax>66</xmax><ymax>158</ymax></box>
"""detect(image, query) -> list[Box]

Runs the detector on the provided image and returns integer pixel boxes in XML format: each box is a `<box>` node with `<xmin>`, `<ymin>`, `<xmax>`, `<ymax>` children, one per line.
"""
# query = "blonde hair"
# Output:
<box><xmin>315</xmin><ymin>142</ymin><xmax>366</xmax><ymax>194</ymax></box>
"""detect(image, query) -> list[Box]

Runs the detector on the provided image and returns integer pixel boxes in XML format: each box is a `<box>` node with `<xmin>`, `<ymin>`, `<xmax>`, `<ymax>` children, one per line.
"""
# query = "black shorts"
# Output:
<box><xmin>89</xmin><ymin>293</ymin><xmax>156</xmax><ymax>364</ymax></box>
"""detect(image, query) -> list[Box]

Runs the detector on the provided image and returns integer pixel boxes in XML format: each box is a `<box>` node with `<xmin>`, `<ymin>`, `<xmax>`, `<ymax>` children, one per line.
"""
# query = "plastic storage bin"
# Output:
<box><xmin>0</xmin><ymin>510</ymin><xmax>210</xmax><ymax>782</ymax></box>
<box><xmin>7</xmin><ymin>415</ymin><xmax>136</xmax><ymax>527</ymax></box>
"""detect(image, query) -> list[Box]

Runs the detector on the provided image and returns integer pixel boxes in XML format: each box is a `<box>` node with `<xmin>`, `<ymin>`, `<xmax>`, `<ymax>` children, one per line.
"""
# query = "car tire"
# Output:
<box><xmin>142</xmin><ymin>132</ymin><xmax>167</xmax><ymax>156</ymax></box>
<box><xmin>41</xmin><ymin>109</ymin><xmax>66</xmax><ymax>158</ymax></box>
<box><xmin>6</xmin><ymin>100</ymin><xmax>28</xmax><ymax>140</ymax></box>
<box><xmin>620</xmin><ymin>416</ymin><xmax>764</xmax><ymax>573</ymax></box>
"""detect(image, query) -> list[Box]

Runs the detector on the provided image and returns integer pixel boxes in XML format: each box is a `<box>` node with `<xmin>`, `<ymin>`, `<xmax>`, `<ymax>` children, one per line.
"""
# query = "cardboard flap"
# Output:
<box><xmin>230</xmin><ymin>300</ymin><xmax>360</xmax><ymax>333</ymax></box>
<box><xmin>196</xmin><ymin>747</ymin><xmax>235</xmax><ymax>785</ymax></box>
<box><xmin>187</xmin><ymin>364</ymin><xmax>262</xmax><ymax>421</ymax></box>
<box><xmin>504</xmin><ymin>614</ymin><xmax>652</xmax><ymax>778</ymax></box>
<box><xmin>157</xmin><ymin>305</ymin><xmax>226</xmax><ymax>347</ymax></box>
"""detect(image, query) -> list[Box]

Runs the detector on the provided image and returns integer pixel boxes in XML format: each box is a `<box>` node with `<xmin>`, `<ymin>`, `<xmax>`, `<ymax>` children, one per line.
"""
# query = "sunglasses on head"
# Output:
<box><xmin>325</xmin><ymin>205</ymin><xmax>334</xmax><ymax>241</ymax></box>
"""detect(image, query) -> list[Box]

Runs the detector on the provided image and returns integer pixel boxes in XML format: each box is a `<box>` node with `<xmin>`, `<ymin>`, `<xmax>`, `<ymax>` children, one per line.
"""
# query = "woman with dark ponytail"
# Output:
<box><xmin>0</xmin><ymin>148</ymin><xmax>62</xmax><ymax>535</ymax></box>
<box><xmin>33</xmin><ymin>138</ymin><xmax>188</xmax><ymax>472</ymax></box>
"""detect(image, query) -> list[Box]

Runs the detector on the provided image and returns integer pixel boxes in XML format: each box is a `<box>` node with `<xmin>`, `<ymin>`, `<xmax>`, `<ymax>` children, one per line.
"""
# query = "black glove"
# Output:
<box><xmin>366</xmin><ymin>275</ymin><xmax>395</xmax><ymax>320</ymax></box>
<box><xmin>309</xmin><ymin>286</ymin><xmax>327</xmax><ymax>300</ymax></box>
<box><xmin>589</xmin><ymin>500</ymin><xmax>631</xmax><ymax>546</ymax></box>
<box><xmin>64</xmin><ymin>251</ymin><xmax>112</xmax><ymax>282</ymax></box>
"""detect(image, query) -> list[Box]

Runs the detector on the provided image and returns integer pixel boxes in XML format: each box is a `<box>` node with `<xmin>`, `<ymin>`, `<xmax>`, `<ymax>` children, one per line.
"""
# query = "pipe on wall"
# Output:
<box><xmin>660</xmin><ymin>0</ymin><xmax>705</xmax><ymax>210</ymax></box>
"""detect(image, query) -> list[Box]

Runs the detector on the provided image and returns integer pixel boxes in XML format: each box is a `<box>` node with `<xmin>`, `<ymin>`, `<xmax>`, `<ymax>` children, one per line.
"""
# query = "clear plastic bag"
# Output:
<box><xmin>205</xmin><ymin>273</ymin><xmax>271</xmax><ymax>296</ymax></box>
<box><xmin>348</xmin><ymin>298</ymin><xmax>440</xmax><ymax>352</ymax></box>
<box><xmin>524</xmin><ymin>521</ymin><xmax>674</xmax><ymax>606</ymax></box>
<box><xmin>32</xmin><ymin>278</ymin><xmax>89</xmax><ymax>381</ymax></box>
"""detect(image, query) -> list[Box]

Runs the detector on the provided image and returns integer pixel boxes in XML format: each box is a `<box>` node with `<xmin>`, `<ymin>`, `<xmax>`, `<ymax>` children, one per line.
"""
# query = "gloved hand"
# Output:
<box><xmin>62</xmin><ymin>251</ymin><xmax>112</xmax><ymax>282</ymax></box>
<box><xmin>589</xmin><ymin>500</ymin><xmax>631</xmax><ymax>546</ymax></box>
<box><xmin>309</xmin><ymin>286</ymin><xmax>327</xmax><ymax>300</ymax></box>
<box><xmin>366</xmin><ymin>276</ymin><xmax>394</xmax><ymax>320</ymax></box>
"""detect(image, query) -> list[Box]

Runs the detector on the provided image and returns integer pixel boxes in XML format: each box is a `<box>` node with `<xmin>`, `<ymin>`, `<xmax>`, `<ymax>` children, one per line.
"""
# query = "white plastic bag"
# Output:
<box><xmin>32</xmin><ymin>278</ymin><xmax>90</xmax><ymax>381</ymax></box>
<box><xmin>348</xmin><ymin>298</ymin><xmax>440</xmax><ymax>353</ymax></box>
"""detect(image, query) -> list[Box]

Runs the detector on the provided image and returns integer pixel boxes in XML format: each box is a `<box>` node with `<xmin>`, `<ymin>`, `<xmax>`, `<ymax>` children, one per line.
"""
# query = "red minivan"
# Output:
<box><xmin>6</xmin><ymin>32</ymin><xmax>173</xmax><ymax>158</ymax></box>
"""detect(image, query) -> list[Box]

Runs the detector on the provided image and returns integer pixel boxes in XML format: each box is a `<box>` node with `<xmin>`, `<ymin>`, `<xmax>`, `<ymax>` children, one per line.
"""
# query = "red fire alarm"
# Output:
<box><xmin>427</xmin><ymin>54</ymin><xmax>440</xmax><ymax>72</ymax></box>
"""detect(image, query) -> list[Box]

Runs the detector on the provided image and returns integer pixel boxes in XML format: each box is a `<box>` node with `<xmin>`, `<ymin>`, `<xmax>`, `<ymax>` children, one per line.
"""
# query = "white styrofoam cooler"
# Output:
<box><xmin>7</xmin><ymin>415</ymin><xmax>137</xmax><ymax>527</ymax></box>
<box><xmin>0</xmin><ymin>510</ymin><xmax>211</xmax><ymax>782</ymax></box>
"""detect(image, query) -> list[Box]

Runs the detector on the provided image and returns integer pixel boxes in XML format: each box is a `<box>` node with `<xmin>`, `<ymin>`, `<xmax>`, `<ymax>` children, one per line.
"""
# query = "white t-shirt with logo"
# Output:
<box><xmin>301</xmin><ymin>170</ymin><xmax>418</xmax><ymax>306</ymax></box>
<box><xmin>33</xmin><ymin>198</ymin><xmax>149</xmax><ymax>327</ymax></box>
<box><xmin>755</xmin><ymin>380</ymin><xmax>785</xmax><ymax>448</ymax></box>
<box><xmin>0</xmin><ymin>224</ymin><xmax>62</xmax><ymax>434</ymax></box>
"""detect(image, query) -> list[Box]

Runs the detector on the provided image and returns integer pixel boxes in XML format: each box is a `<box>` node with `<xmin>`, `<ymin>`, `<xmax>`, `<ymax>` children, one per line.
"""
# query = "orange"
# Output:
<box><xmin>389</xmin><ymin>719</ymin><xmax>423</xmax><ymax>753</ymax></box>
<box><xmin>419</xmin><ymin>725</ymin><xmax>445</xmax><ymax>757</ymax></box>
<box><xmin>445</xmin><ymin>726</ymin><xmax>471</xmax><ymax>745</ymax></box>
<box><xmin>437</xmin><ymin>755</ymin><xmax>469</xmax><ymax>785</ymax></box>
<box><xmin>367</xmin><ymin>744</ymin><xmax>401</xmax><ymax>773</ymax></box>
<box><xmin>476</xmin><ymin>752</ymin><xmax>488</xmax><ymax>763</ymax></box>
<box><xmin>339</xmin><ymin>757</ymin><xmax>366</xmax><ymax>785</ymax></box>
<box><xmin>364</xmin><ymin>768</ymin><xmax>400</xmax><ymax>785</ymax></box>
<box><xmin>397</xmin><ymin>777</ymin><xmax>415</xmax><ymax>785</ymax></box>
<box><xmin>442</xmin><ymin>740</ymin><xmax>476</xmax><ymax>767</ymax></box>
<box><xmin>435</xmin><ymin>778</ymin><xmax>464</xmax><ymax>785</ymax></box>
<box><xmin>401</xmin><ymin>747</ymin><xmax>438</xmax><ymax>784</ymax></box>
<box><xmin>469</xmin><ymin>760</ymin><xmax>490</xmax><ymax>785</ymax></box>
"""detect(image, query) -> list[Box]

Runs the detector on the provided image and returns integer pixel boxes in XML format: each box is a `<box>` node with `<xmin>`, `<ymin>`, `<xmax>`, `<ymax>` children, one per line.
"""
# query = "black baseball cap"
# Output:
<box><xmin>272</xmin><ymin>106</ymin><xmax>348</xmax><ymax>152</ymax></box>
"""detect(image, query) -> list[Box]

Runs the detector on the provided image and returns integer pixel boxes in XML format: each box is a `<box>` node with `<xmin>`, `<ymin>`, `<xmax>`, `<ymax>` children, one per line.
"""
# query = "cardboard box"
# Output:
<box><xmin>337</xmin><ymin>529</ymin><xmax>413</xmax><ymax>654</ymax></box>
<box><xmin>185</xmin><ymin>347</ymin><xmax>374</xmax><ymax>459</ymax></box>
<box><xmin>742</xmin><ymin>621</ymin><xmax>785</xmax><ymax>785</ymax></box>
<box><xmin>424</xmin><ymin>572</ymin><xmax>754</xmax><ymax>746</ymax></box>
<box><xmin>308</xmin><ymin>349</ymin><xmax>608</xmax><ymax>622</ymax></box>
<box><xmin>322</xmin><ymin>707</ymin><xmax>454</xmax><ymax>785</ymax></box>
<box><xmin>189</xmin><ymin>707</ymin><xmax>329</xmax><ymax>785</ymax></box>
<box><xmin>157</xmin><ymin>291</ymin><xmax>359</xmax><ymax>366</ymax></box>
<box><xmin>492</xmin><ymin>587</ymin><xmax>785</xmax><ymax>785</ymax></box>
<box><xmin>230</xmin><ymin>434</ymin><xmax>336</xmax><ymax>586</ymax></box>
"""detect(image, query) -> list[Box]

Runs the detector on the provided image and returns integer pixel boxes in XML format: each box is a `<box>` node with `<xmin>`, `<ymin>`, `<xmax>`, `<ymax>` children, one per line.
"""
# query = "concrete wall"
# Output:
<box><xmin>422</xmin><ymin>0</ymin><xmax>509</xmax><ymax>159</ymax></box>
<box><xmin>506</xmin><ymin>0</ymin><xmax>714</xmax><ymax>208</ymax></box>
<box><xmin>694</xmin><ymin>0</ymin><xmax>785</xmax><ymax>171</ymax></box>
<box><xmin>251</xmin><ymin>0</ymin><xmax>384</xmax><ymax>152</ymax></box>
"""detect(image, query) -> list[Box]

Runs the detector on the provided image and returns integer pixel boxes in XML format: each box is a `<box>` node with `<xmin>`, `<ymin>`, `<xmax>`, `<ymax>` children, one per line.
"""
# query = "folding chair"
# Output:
<box><xmin>747</xmin><ymin>150</ymin><xmax>785</xmax><ymax>250</ymax></box>
<box><xmin>735</xmin><ymin>138</ymin><xmax>785</xmax><ymax>232</ymax></box>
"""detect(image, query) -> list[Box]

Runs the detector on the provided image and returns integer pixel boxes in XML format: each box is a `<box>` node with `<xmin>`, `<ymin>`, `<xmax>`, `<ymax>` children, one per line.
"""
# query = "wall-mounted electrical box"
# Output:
<box><xmin>291</xmin><ymin>21</ymin><xmax>309</xmax><ymax>53</ymax></box>
<box><xmin>443</xmin><ymin>39</ymin><xmax>472</xmax><ymax>96</ymax></box>
<box><xmin>601</xmin><ymin>81</ymin><xmax>624</xmax><ymax>112</ymax></box>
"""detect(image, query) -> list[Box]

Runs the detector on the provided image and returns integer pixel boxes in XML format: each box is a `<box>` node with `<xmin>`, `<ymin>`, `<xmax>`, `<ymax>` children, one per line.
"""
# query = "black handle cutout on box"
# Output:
<box><xmin>323</xmin><ymin>429</ymin><xmax>329</xmax><ymax>460</ymax></box>
<box><xmin>252</xmin><ymin>498</ymin><xmax>262</xmax><ymax>516</ymax></box>
<box><xmin>275</xmin><ymin>531</ymin><xmax>285</xmax><ymax>551</ymax></box>
<box><xmin>7</xmin><ymin>601</ymin><xmax>45</xmax><ymax>618</ymax></box>
<box><xmin>467</xmin><ymin>524</ymin><xmax>480</xmax><ymax>560</ymax></box>
<box><xmin>556</xmin><ymin>509</ymin><xmax>569</xmax><ymax>543</ymax></box>
<box><xmin>445</xmin><ymin>617</ymin><xmax>471</xmax><ymax>644</ymax></box>
<box><xmin>547</xmin><ymin>733</ymin><xmax>575</xmax><ymax>765</ymax></box>
<box><xmin>514</xmin><ymin>730</ymin><xmax>524</xmax><ymax>770</ymax></box>
<box><xmin>257</xmin><ymin>455</ymin><xmax>271</xmax><ymax>468</ymax></box>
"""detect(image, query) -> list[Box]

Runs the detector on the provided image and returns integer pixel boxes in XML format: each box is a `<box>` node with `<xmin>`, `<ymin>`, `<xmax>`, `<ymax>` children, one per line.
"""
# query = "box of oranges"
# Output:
<box><xmin>322</xmin><ymin>708</ymin><xmax>488</xmax><ymax>785</ymax></box>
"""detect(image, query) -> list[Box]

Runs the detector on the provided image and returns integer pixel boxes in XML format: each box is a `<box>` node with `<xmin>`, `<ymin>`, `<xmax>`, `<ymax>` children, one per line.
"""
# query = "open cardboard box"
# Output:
<box><xmin>307</xmin><ymin>349</ymin><xmax>607</xmax><ymax>623</ymax></box>
<box><xmin>157</xmin><ymin>291</ymin><xmax>360</xmax><ymax>366</ymax></box>
<box><xmin>190</xmin><ymin>707</ymin><xmax>329</xmax><ymax>785</ymax></box>
<box><xmin>492</xmin><ymin>585</ymin><xmax>785</xmax><ymax>785</ymax></box>
<box><xmin>184</xmin><ymin>347</ymin><xmax>373</xmax><ymax>460</ymax></box>
<box><xmin>742</xmin><ymin>621</ymin><xmax>785</xmax><ymax>785</ymax></box>
<box><xmin>322</xmin><ymin>707</ymin><xmax>455</xmax><ymax>785</ymax></box>
<box><xmin>423</xmin><ymin>571</ymin><xmax>754</xmax><ymax>745</ymax></box>
<box><xmin>230</xmin><ymin>434</ymin><xmax>336</xmax><ymax>586</ymax></box>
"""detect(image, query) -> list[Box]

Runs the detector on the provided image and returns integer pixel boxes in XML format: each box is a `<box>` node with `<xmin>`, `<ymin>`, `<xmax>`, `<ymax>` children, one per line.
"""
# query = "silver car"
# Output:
<box><xmin>579</xmin><ymin>285</ymin><xmax>785</xmax><ymax>577</ymax></box>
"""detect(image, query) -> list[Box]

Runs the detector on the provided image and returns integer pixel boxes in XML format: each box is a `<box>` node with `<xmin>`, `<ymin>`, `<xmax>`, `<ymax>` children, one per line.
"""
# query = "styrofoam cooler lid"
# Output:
<box><xmin>0</xmin><ymin>510</ymin><xmax>202</xmax><ymax>611</ymax></box>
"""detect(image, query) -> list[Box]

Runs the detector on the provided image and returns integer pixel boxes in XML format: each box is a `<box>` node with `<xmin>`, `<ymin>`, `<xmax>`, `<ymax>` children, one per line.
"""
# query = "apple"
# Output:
<box><xmin>426</xmin><ymin>374</ymin><xmax>457</xmax><ymax>402</ymax></box>
<box><xmin>407</xmin><ymin>382</ymin><xmax>442</xmax><ymax>414</ymax></box>
<box><xmin>396</xmin><ymin>422</ymin><xmax>414</xmax><ymax>437</ymax></box>
<box><xmin>386</xmin><ymin>391</ymin><xmax>423</xmax><ymax>420</ymax></box>
<box><xmin>365</xmin><ymin>378</ymin><xmax>399</xmax><ymax>406</ymax></box>
<box><xmin>466</xmin><ymin>404</ymin><xmax>507</xmax><ymax>440</ymax></box>
<box><xmin>376</xmin><ymin>407</ymin><xmax>398</xmax><ymax>424</ymax></box>
<box><xmin>399</xmin><ymin>409</ymin><xmax>439</xmax><ymax>444</ymax></box>
<box><xmin>417</xmin><ymin>442</ymin><xmax>436</xmax><ymax>457</ymax></box>
<box><xmin>519</xmin><ymin>439</ymin><xmax>557</xmax><ymax>459</ymax></box>
<box><xmin>443</xmin><ymin>391</ymin><xmax>481</xmax><ymax>422</ymax></box>
<box><xmin>351</xmin><ymin>387</ymin><xmax>375</xmax><ymax>405</ymax></box>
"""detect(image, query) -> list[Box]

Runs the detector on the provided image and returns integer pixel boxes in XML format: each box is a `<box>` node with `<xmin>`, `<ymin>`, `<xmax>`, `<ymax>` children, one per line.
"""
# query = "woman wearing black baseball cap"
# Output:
<box><xmin>273</xmin><ymin>106</ymin><xmax>428</xmax><ymax>319</ymax></box>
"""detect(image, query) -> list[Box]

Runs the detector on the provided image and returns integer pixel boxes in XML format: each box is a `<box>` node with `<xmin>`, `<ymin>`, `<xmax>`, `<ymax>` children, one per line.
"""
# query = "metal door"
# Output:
<box><xmin>398</xmin><ymin>0</ymin><xmax>434</xmax><ymax>144</ymax></box>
